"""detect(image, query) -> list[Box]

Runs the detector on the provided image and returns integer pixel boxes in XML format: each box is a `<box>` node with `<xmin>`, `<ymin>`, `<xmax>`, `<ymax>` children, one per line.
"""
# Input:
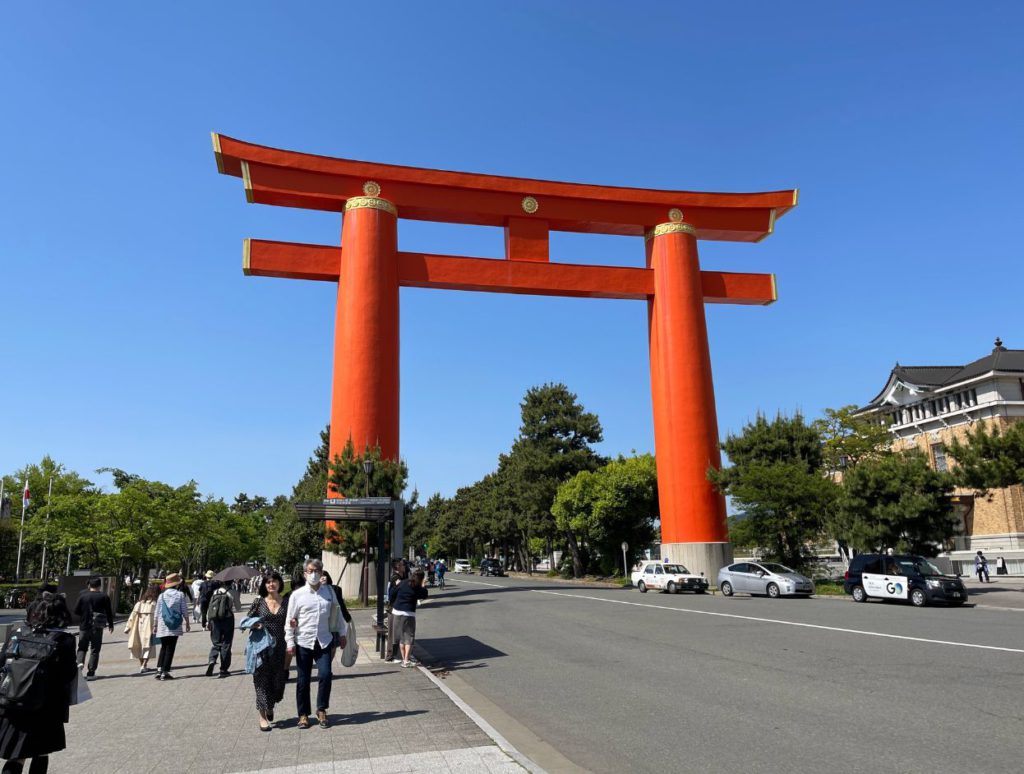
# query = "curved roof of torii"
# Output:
<box><xmin>212</xmin><ymin>133</ymin><xmax>797</xmax><ymax>242</ymax></box>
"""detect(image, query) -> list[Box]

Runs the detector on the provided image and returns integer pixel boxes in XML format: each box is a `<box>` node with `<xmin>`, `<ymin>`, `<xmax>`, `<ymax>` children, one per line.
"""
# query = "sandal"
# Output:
<box><xmin>297</xmin><ymin>715</ymin><xmax>310</xmax><ymax>729</ymax></box>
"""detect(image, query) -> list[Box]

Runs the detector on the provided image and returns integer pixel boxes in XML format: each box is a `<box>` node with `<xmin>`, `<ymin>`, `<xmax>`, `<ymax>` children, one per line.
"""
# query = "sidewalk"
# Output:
<box><xmin>39</xmin><ymin>596</ymin><xmax>536</xmax><ymax>774</ymax></box>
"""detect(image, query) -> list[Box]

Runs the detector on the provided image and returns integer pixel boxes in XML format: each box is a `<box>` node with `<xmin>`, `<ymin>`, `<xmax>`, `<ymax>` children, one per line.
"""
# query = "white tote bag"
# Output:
<box><xmin>340</xmin><ymin>620</ymin><xmax>359</xmax><ymax>667</ymax></box>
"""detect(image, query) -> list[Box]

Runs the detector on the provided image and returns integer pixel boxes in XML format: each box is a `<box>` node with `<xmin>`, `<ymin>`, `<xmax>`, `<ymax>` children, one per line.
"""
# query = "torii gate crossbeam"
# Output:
<box><xmin>213</xmin><ymin>133</ymin><xmax>797</xmax><ymax>579</ymax></box>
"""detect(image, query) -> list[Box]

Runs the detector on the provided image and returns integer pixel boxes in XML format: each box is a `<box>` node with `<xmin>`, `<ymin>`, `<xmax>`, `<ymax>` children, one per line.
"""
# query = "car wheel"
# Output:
<box><xmin>637</xmin><ymin>581</ymin><xmax>647</xmax><ymax>593</ymax></box>
<box><xmin>851</xmin><ymin>585</ymin><xmax>867</xmax><ymax>603</ymax></box>
<box><xmin>720</xmin><ymin>581</ymin><xmax>733</xmax><ymax>597</ymax></box>
<box><xmin>767</xmin><ymin>583</ymin><xmax>780</xmax><ymax>599</ymax></box>
<box><xmin>667</xmin><ymin>581</ymin><xmax>677</xmax><ymax>594</ymax></box>
<box><xmin>911</xmin><ymin>588</ymin><xmax>927</xmax><ymax>607</ymax></box>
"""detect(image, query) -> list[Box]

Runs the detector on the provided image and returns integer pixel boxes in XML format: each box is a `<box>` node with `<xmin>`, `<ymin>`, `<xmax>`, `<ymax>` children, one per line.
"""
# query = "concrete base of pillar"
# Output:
<box><xmin>661</xmin><ymin>542</ymin><xmax>733</xmax><ymax>586</ymax></box>
<box><xmin>322</xmin><ymin>551</ymin><xmax>377</xmax><ymax>599</ymax></box>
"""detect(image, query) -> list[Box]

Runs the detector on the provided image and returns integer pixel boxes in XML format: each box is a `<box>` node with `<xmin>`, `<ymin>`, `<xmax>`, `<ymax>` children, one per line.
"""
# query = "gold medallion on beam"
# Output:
<box><xmin>521</xmin><ymin>196</ymin><xmax>539</xmax><ymax>214</ymax></box>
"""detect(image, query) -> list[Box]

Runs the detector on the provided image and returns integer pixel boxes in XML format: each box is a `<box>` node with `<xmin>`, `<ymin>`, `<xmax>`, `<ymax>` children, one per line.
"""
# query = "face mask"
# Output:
<box><xmin>306</xmin><ymin>572</ymin><xmax>321</xmax><ymax>586</ymax></box>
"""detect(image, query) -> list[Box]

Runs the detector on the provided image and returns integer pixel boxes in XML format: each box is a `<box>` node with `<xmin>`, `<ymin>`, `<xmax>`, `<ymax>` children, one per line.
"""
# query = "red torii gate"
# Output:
<box><xmin>213</xmin><ymin>133</ymin><xmax>797</xmax><ymax>578</ymax></box>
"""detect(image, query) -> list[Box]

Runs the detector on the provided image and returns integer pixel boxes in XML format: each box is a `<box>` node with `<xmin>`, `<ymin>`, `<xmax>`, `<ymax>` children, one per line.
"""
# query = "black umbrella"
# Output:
<box><xmin>212</xmin><ymin>565</ymin><xmax>260</xmax><ymax>582</ymax></box>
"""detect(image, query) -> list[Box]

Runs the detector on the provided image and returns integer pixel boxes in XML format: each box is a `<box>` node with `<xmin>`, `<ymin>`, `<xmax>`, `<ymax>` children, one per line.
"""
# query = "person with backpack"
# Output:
<box><xmin>152</xmin><ymin>573</ymin><xmax>190</xmax><ymax>681</ymax></box>
<box><xmin>435</xmin><ymin>559</ymin><xmax>447</xmax><ymax>589</ymax></box>
<box><xmin>198</xmin><ymin>570</ymin><xmax>215</xmax><ymax>629</ymax></box>
<box><xmin>205</xmin><ymin>581</ymin><xmax>234</xmax><ymax>677</ymax></box>
<box><xmin>0</xmin><ymin>591</ymin><xmax>78</xmax><ymax>774</ymax></box>
<box><xmin>72</xmin><ymin>577</ymin><xmax>114</xmax><ymax>681</ymax></box>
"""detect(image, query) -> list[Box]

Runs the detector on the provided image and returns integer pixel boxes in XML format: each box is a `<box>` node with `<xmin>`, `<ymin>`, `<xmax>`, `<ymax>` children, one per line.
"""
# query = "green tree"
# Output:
<box><xmin>812</xmin><ymin>405</ymin><xmax>892</xmax><ymax>472</ymax></box>
<box><xmin>709</xmin><ymin>413</ymin><xmax>838</xmax><ymax>569</ymax></box>
<box><xmin>502</xmin><ymin>383</ymin><xmax>605</xmax><ymax>577</ymax></box>
<box><xmin>553</xmin><ymin>454</ymin><xmax>659</xmax><ymax>576</ymax></box>
<box><xmin>836</xmin><ymin>451</ymin><xmax>958</xmax><ymax>556</ymax></box>
<box><xmin>945</xmin><ymin>421</ymin><xmax>1024</xmax><ymax>491</ymax></box>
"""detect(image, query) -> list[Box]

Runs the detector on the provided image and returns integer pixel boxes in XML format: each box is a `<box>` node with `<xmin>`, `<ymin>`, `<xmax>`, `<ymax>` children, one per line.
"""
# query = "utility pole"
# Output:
<box><xmin>15</xmin><ymin>479</ymin><xmax>29</xmax><ymax>581</ymax></box>
<box><xmin>40</xmin><ymin>477</ymin><xmax>53</xmax><ymax>581</ymax></box>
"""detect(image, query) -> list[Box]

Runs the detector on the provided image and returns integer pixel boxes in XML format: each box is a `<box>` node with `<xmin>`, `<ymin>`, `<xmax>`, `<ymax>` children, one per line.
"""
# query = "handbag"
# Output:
<box><xmin>340</xmin><ymin>620</ymin><xmax>358</xmax><ymax>667</ymax></box>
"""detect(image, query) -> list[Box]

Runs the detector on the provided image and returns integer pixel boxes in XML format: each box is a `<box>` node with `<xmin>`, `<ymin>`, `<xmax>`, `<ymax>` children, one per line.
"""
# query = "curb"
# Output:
<box><xmin>417</xmin><ymin>663</ymin><xmax>546</xmax><ymax>774</ymax></box>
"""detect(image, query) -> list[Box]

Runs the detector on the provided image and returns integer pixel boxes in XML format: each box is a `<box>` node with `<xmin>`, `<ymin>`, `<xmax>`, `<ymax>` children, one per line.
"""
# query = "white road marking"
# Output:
<box><xmin>449</xmin><ymin>578</ymin><xmax>506</xmax><ymax>588</ymax></box>
<box><xmin>531</xmin><ymin>589</ymin><xmax>1024</xmax><ymax>654</ymax></box>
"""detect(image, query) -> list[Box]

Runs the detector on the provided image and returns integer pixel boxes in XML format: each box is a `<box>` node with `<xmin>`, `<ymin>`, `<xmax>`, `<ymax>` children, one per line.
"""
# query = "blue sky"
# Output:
<box><xmin>2</xmin><ymin>2</ymin><xmax>1021</xmax><ymax>501</ymax></box>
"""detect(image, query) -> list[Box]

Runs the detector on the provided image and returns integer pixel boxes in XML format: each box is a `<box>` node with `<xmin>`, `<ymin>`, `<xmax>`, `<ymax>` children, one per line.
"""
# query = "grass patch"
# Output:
<box><xmin>813</xmin><ymin>580</ymin><xmax>847</xmax><ymax>596</ymax></box>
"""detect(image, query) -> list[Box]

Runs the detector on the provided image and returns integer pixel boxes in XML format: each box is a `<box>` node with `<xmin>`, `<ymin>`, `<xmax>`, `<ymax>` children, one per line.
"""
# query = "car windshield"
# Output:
<box><xmin>759</xmin><ymin>563</ymin><xmax>796</xmax><ymax>575</ymax></box>
<box><xmin>662</xmin><ymin>565</ymin><xmax>691</xmax><ymax>574</ymax></box>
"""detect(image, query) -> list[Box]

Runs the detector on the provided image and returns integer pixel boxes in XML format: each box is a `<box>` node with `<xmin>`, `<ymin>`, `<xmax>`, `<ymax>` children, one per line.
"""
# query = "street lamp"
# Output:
<box><xmin>621</xmin><ymin>541</ymin><xmax>629</xmax><ymax>581</ymax></box>
<box><xmin>362</xmin><ymin>456</ymin><xmax>375</xmax><ymax>498</ymax></box>
<box><xmin>361</xmin><ymin>456</ymin><xmax>375</xmax><ymax>606</ymax></box>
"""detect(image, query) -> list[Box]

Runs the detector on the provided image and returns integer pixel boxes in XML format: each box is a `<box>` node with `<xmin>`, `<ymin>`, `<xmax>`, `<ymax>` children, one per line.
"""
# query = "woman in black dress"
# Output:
<box><xmin>0</xmin><ymin>592</ymin><xmax>78</xmax><ymax>774</ymax></box>
<box><xmin>247</xmin><ymin>571</ymin><xmax>287</xmax><ymax>731</ymax></box>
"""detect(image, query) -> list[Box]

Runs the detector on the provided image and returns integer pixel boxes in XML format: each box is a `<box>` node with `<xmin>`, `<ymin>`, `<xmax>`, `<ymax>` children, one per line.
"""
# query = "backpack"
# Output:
<box><xmin>0</xmin><ymin>628</ymin><xmax>62</xmax><ymax>713</ymax></box>
<box><xmin>209</xmin><ymin>591</ymin><xmax>233</xmax><ymax>620</ymax></box>
<box><xmin>159</xmin><ymin>595</ymin><xmax>183</xmax><ymax>631</ymax></box>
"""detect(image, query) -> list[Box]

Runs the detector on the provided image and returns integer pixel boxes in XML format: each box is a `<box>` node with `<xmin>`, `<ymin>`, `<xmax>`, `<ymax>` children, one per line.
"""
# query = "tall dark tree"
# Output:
<box><xmin>709</xmin><ymin>413</ymin><xmax>838</xmax><ymax>568</ymax></box>
<box><xmin>837</xmin><ymin>451</ymin><xmax>958</xmax><ymax>556</ymax></box>
<box><xmin>945</xmin><ymin>420</ymin><xmax>1024</xmax><ymax>491</ymax></box>
<box><xmin>502</xmin><ymin>383</ymin><xmax>605</xmax><ymax>577</ymax></box>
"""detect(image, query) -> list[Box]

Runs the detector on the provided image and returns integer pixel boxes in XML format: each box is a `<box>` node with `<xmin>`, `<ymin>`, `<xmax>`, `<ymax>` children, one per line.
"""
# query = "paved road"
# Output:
<box><xmin>415</xmin><ymin>575</ymin><xmax>1023</xmax><ymax>774</ymax></box>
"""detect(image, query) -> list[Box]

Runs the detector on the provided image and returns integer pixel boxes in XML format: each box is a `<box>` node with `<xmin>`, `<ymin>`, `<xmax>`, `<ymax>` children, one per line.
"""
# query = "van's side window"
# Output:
<box><xmin>862</xmin><ymin>557</ymin><xmax>883</xmax><ymax>573</ymax></box>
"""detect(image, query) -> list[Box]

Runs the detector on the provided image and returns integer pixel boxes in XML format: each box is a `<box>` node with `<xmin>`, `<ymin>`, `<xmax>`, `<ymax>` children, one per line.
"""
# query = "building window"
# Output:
<box><xmin>968</xmin><ymin>388</ymin><xmax>977</xmax><ymax>406</ymax></box>
<box><xmin>932</xmin><ymin>443</ymin><xmax>948</xmax><ymax>472</ymax></box>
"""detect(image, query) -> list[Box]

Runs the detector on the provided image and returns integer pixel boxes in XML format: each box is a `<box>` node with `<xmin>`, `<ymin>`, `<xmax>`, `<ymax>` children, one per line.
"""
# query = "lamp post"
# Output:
<box><xmin>361</xmin><ymin>456</ymin><xmax>375</xmax><ymax>606</ymax></box>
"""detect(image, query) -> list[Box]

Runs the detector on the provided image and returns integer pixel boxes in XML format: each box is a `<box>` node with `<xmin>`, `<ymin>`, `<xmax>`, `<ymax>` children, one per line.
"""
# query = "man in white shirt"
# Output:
<box><xmin>285</xmin><ymin>558</ymin><xmax>346</xmax><ymax>729</ymax></box>
<box><xmin>190</xmin><ymin>576</ymin><xmax>203</xmax><ymax>623</ymax></box>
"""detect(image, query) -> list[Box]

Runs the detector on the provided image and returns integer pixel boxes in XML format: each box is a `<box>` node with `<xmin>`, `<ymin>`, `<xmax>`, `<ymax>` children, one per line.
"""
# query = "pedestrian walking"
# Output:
<box><xmin>995</xmin><ymin>556</ymin><xmax>1007</xmax><ymax>576</ymax></box>
<box><xmin>384</xmin><ymin>559</ymin><xmax>407</xmax><ymax>663</ymax></box>
<box><xmin>204</xmin><ymin>582</ymin><xmax>234</xmax><ymax>677</ymax></box>
<box><xmin>245</xmin><ymin>572</ymin><xmax>288</xmax><ymax>731</ymax></box>
<box><xmin>124</xmin><ymin>585</ymin><xmax>158</xmax><ymax>673</ymax></box>
<box><xmin>390</xmin><ymin>568</ymin><xmax>428</xmax><ymax>668</ymax></box>
<box><xmin>0</xmin><ymin>592</ymin><xmax>78</xmax><ymax>774</ymax></box>
<box><xmin>189</xmin><ymin>576</ymin><xmax>203</xmax><ymax>623</ymax></box>
<box><xmin>153</xmin><ymin>573</ymin><xmax>190</xmax><ymax>680</ymax></box>
<box><xmin>198</xmin><ymin>570</ymin><xmax>215</xmax><ymax>629</ymax></box>
<box><xmin>975</xmin><ymin>550</ymin><xmax>990</xmax><ymax>583</ymax></box>
<box><xmin>284</xmin><ymin>558</ymin><xmax>346</xmax><ymax>729</ymax></box>
<box><xmin>72</xmin><ymin>577</ymin><xmax>114</xmax><ymax>680</ymax></box>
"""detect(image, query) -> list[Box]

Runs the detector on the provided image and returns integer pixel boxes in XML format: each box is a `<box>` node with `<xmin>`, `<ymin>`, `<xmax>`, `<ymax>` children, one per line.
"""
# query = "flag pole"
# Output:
<box><xmin>40</xmin><ymin>476</ymin><xmax>53</xmax><ymax>581</ymax></box>
<box><xmin>15</xmin><ymin>480</ymin><xmax>28</xmax><ymax>581</ymax></box>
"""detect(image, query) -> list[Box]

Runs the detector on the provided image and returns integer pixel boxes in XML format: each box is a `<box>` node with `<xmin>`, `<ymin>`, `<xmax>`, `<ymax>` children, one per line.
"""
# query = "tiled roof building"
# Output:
<box><xmin>855</xmin><ymin>339</ymin><xmax>1024</xmax><ymax>575</ymax></box>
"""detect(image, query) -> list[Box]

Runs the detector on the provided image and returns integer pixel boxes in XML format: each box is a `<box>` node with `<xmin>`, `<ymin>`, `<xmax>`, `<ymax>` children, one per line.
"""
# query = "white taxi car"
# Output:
<box><xmin>631</xmin><ymin>560</ymin><xmax>709</xmax><ymax>594</ymax></box>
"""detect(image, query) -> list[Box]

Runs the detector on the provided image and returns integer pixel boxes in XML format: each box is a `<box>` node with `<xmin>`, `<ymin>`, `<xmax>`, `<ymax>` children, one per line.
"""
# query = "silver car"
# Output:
<box><xmin>717</xmin><ymin>562</ymin><xmax>814</xmax><ymax>598</ymax></box>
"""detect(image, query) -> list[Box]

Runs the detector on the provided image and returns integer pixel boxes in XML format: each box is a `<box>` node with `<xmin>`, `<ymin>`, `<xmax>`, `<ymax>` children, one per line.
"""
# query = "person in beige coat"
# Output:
<box><xmin>125</xmin><ymin>584</ymin><xmax>159</xmax><ymax>673</ymax></box>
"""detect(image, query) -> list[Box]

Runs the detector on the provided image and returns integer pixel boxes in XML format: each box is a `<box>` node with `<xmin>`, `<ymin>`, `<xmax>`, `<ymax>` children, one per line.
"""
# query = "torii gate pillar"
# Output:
<box><xmin>647</xmin><ymin>223</ymin><xmax>731</xmax><ymax>575</ymax></box>
<box><xmin>329</xmin><ymin>197</ymin><xmax>400</xmax><ymax>480</ymax></box>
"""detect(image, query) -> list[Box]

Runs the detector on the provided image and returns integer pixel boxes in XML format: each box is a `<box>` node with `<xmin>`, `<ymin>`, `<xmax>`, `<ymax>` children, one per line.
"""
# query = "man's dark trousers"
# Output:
<box><xmin>208</xmin><ymin>619</ymin><xmax>234</xmax><ymax>672</ymax></box>
<box><xmin>77</xmin><ymin>625</ymin><xmax>104</xmax><ymax>675</ymax></box>
<box><xmin>295</xmin><ymin>641</ymin><xmax>332</xmax><ymax>716</ymax></box>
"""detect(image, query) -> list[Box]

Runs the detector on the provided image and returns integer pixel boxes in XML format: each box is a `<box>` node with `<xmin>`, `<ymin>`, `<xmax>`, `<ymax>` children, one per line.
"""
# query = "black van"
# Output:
<box><xmin>843</xmin><ymin>554</ymin><xmax>967</xmax><ymax>607</ymax></box>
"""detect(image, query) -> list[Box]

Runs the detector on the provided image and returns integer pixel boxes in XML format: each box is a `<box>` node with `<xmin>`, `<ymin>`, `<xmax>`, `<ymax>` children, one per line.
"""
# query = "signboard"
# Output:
<box><xmin>862</xmin><ymin>572</ymin><xmax>908</xmax><ymax>600</ymax></box>
<box><xmin>295</xmin><ymin>497</ymin><xmax>395</xmax><ymax>522</ymax></box>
